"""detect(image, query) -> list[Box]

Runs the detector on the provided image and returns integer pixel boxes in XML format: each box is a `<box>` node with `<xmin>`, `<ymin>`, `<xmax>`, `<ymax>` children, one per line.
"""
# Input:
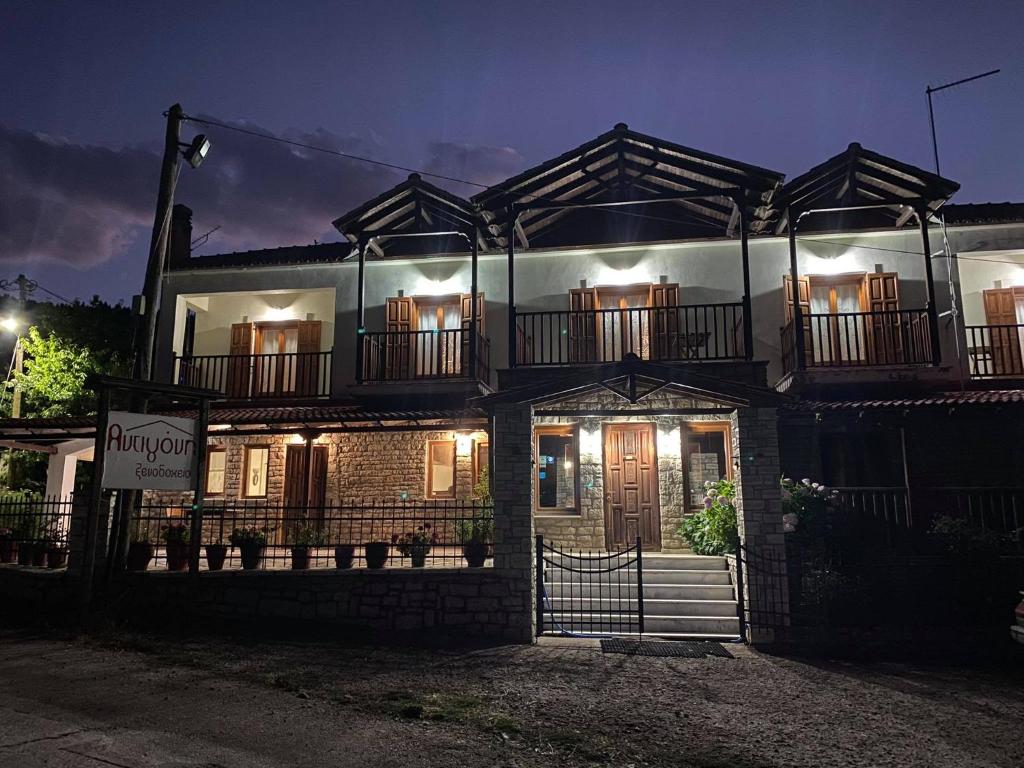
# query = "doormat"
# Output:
<box><xmin>600</xmin><ymin>638</ymin><xmax>733</xmax><ymax>659</ymax></box>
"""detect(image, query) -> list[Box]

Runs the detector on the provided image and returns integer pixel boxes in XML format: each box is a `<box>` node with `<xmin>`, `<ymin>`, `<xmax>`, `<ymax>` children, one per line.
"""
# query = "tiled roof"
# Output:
<box><xmin>942</xmin><ymin>202</ymin><xmax>1024</xmax><ymax>226</ymax></box>
<box><xmin>171</xmin><ymin>242</ymin><xmax>352</xmax><ymax>271</ymax></box>
<box><xmin>793</xmin><ymin>390</ymin><xmax>1024</xmax><ymax>412</ymax></box>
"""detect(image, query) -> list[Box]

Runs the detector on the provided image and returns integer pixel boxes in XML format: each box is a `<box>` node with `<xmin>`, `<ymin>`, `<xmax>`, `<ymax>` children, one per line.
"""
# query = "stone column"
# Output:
<box><xmin>490</xmin><ymin>402</ymin><xmax>535</xmax><ymax>642</ymax></box>
<box><xmin>731</xmin><ymin>407</ymin><xmax>789</xmax><ymax>644</ymax></box>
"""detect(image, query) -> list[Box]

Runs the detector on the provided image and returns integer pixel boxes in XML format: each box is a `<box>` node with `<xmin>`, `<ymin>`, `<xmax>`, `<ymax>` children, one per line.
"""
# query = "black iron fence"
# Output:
<box><xmin>173</xmin><ymin>350</ymin><xmax>332</xmax><ymax>399</ymax></box>
<box><xmin>535</xmin><ymin>536</ymin><xmax>644</xmax><ymax>637</ymax></box>
<box><xmin>0</xmin><ymin>496</ymin><xmax>75</xmax><ymax>567</ymax></box>
<box><xmin>966</xmin><ymin>324</ymin><xmax>1024</xmax><ymax>378</ymax></box>
<box><xmin>735</xmin><ymin>543</ymin><xmax>789</xmax><ymax>636</ymax></box>
<box><xmin>360</xmin><ymin>329</ymin><xmax>491</xmax><ymax>383</ymax></box>
<box><xmin>129</xmin><ymin>500</ymin><xmax>494</xmax><ymax>570</ymax></box>
<box><xmin>515</xmin><ymin>303</ymin><xmax>745</xmax><ymax>365</ymax></box>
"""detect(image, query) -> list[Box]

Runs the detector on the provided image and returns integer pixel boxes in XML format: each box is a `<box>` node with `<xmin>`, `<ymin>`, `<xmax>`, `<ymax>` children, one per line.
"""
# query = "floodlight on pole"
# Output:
<box><xmin>0</xmin><ymin>316</ymin><xmax>20</xmax><ymax>333</ymax></box>
<box><xmin>181</xmin><ymin>134</ymin><xmax>212</xmax><ymax>169</ymax></box>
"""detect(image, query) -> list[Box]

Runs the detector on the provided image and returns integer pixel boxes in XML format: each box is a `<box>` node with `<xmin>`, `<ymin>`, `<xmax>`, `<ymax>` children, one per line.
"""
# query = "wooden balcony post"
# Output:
<box><xmin>737</xmin><ymin>192</ymin><xmax>754</xmax><ymax>360</ymax></box>
<box><xmin>469</xmin><ymin>228</ymin><xmax>479</xmax><ymax>379</ymax></box>
<box><xmin>787</xmin><ymin>206</ymin><xmax>807</xmax><ymax>369</ymax></box>
<box><xmin>917</xmin><ymin>206</ymin><xmax>942</xmax><ymax>366</ymax></box>
<box><xmin>355</xmin><ymin>235</ymin><xmax>366</xmax><ymax>384</ymax></box>
<box><xmin>507</xmin><ymin>202</ymin><xmax>517</xmax><ymax>369</ymax></box>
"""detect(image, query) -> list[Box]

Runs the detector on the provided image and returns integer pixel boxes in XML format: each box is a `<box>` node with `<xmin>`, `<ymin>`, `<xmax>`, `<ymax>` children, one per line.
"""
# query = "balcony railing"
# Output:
<box><xmin>173</xmin><ymin>351</ymin><xmax>332</xmax><ymax>399</ymax></box>
<box><xmin>781</xmin><ymin>309</ymin><xmax>932</xmax><ymax>373</ymax></box>
<box><xmin>514</xmin><ymin>302</ymin><xmax>745</xmax><ymax>366</ymax></box>
<box><xmin>966</xmin><ymin>324</ymin><xmax>1024</xmax><ymax>379</ymax></box>
<box><xmin>360</xmin><ymin>329</ymin><xmax>491</xmax><ymax>383</ymax></box>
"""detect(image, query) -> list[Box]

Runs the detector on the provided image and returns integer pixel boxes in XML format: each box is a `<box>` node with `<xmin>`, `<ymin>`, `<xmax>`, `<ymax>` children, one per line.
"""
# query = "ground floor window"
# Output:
<box><xmin>473</xmin><ymin>439</ymin><xmax>489</xmax><ymax>493</ymax></box>
<box><xmin>205</xmin><ymin>448</ymin><xmax>226</xmax><ymax>495</ymax></box>
<box><xmin>535</xmin><ymin>425</ymin><xmax>578</xmax><ymax>513</ymax></box>
<box><xmin>243</xmin><ymin>446</ymin><xmax>270</xmax><ymax>498</ymax></box>
<box><xmin>683</xmin><ymin>423</ymin><xmax>731</xmax><ymax>507</ymax></box>
<box><xmin>426</xmin><ymin>440</ymin><xmax>456</xmax><ymax>499</ymax></box>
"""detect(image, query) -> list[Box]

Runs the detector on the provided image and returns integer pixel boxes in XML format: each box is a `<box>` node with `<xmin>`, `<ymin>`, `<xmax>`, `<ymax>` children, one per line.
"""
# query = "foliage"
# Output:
<box><xmin>473</xmin><ymin>465</ymin><xmax>491</xmax><ymax>504</ymax></box>
<box><xmin>12</xmin><ymin>327</ymin><xmax>102</xmax><ymax>417</ymax></box>
<box><xmin>288</xmin><ymin>522</ymin><xmax>326</xmax><ymax>548</ymax></box>
<box><xmin>161</xmin><ymin>522</ymin><xmax>191</xmax><ymax>545</ymax></box>
<box><xmin>229</xmin><ymin>526</ymin><xmax>271</xmax><ymax>547</ymax></box>
<box><xmin>455</xmin><ymin>508</ymin><xmax>494</xmax><ymax>544</ymax></box>
<box><xmin>393</xmin><ymin>524</ymin><xmax>437</xmax><ymax>555</ymax></box>
<box><xmin>928</xmin><ymin>514</ymin><xmax>1012</xmax><ymax>559</ymax></box>
<box><xmin>780</xmin><ymin>477</ymin><xmax>838</xmax><ymax>534</ymax></box>
<box><xmin>678</xmin><ymin>479</ymin><xmax>738</xmax><ymax>556</ymax></box>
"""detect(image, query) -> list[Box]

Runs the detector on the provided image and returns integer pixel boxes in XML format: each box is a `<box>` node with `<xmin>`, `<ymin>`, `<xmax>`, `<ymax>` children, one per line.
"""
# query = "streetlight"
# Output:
<box><xmin>1</xmin><ymin>316</ymin><xmax>20</xmax><ymax>333</ymax></box>
<box><xmin>0</xmin><ymin>315</ymin><xmax>23</xmax><ymax>419</ymax></box>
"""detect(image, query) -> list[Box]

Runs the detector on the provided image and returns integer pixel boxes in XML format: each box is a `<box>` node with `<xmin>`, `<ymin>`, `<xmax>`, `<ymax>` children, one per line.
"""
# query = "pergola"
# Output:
<box><xmin>776</xmin><ymin>143</ymin><xmax>961</xmax><ymax>369</ymax></box>
<box><xmin>470</xmin><ymin>123</ymin><xmax>785</xmax><ymax>367</ymax></box>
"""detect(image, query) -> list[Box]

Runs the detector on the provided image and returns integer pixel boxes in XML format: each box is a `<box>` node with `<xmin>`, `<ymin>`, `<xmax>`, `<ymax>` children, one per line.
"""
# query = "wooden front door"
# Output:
<box><xmin>283</xmin><ymin>444</ymin><xmax>329</xmax><ymax>535</ymax></box>
<box><xmin>603</xmin><ymin>423</ymin><xmax>661</xmax><ymax>551</ymax></box>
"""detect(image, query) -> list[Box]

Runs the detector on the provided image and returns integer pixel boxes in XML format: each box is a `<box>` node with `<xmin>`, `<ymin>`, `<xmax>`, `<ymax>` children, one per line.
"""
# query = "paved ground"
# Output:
<box><xmin>0</xmin><ymin>630</ymin><xmax>1022</xmax><ymax>767</ymax></box>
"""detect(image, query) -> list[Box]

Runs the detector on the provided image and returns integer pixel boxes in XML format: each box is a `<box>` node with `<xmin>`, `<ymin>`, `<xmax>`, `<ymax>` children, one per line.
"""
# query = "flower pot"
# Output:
<box><xmin>166</xmin><ymin>541</ymin><xmax>189</xmax><ymax>572</ymax></box>
<box><xmin>462</xmin><ymin>540</ymin><xmax>488</xmax><ymax>568</ymax></box>
<box><xmin>16</xmin><ymin>544</ymin><xmax>33</xmax><ymax>566</ymax></box>
<box><xmin>127</xmin><ymin>542</ymin><xmax>154</xmax><ymax>571</ymax></box>
<box><xmin>0</xmin><ymin>538</ymin><xmax>16</xmax><ymax>564</ymax></box>
<box><xmin>364</xmin><ymin>541</ymin><xmax>389</xmax><ymax>569</ymax></box>
<box><xmin>334</xmin><ymin>545</ymin><xmax>355</xmax><ymax>569</ymax></box>
<box><xmin>46</xmin><ymin>547</ymin><xmax>68</xmax><ymax>569</ymax></box>
<box><xmin>205</xmin><ymin>544</ymin><xmax>228</xmax><ymax>571</ymax></box>
<box><xmin>31</xmin><ymin>543</ymin><xmax>47</xmax><ymax>567</ymax></box>
<box><xmin>409</xmin><ymin>545</ymin><xmax>430</xmax><ymax>568</ymax></box>
<box><xmin>291</xmin><ymin>546</ymin><xmax>311</xmax><ymax>570</ymax></box>
<box><xmin>238</xmin><ymin>543</ymin><xmax>265</xmax><ymax>570</ymax></box>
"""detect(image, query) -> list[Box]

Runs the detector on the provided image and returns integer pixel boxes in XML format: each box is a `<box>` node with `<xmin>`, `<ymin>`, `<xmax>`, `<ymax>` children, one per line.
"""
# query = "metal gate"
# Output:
<box><xmin>535</xmin><ymin>535</ymin><xmax>644</xmax><ymax>637</ymax></box>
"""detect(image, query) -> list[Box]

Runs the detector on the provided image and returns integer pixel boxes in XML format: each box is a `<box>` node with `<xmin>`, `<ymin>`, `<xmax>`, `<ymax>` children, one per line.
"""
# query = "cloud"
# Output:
<box><xmin>422</xmin><ymin>141</ymin><xmax>527</xmax><ymax>196</ymax></box>
<box><xmin>0</xmin><ymin>118</ymin><xmax>403</xmax><ymax>267</ymax></box>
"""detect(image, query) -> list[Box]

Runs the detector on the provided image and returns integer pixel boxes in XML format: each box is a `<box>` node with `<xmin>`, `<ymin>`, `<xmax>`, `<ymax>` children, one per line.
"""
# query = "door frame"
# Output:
<box><xmin>601</xmin><ymin>422</ymin><xmax>661</xmax><ymax>551</ymax></box>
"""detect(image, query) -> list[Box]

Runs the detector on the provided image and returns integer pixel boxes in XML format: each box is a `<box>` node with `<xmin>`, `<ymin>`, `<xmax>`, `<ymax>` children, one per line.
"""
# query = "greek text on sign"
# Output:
<box><xmin>102</xmin><ymin>411</ymin><xmax>197</xmax><ymax>490</ymax></box>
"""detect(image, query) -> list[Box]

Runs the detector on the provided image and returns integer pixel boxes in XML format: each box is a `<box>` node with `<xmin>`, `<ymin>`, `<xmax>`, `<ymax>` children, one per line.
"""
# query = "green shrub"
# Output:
<box><xmin>678</xmin><ymin>479</ymin><xmax>738</xmax><ymax>556</ymax></box>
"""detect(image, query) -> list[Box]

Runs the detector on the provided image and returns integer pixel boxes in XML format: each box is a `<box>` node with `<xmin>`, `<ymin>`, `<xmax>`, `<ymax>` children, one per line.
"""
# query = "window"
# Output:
<box><xmin>243</xmin><ymin>446</ymin><xmax>270</xmax><ymax>498</ymax></box>
<box><xmin>534</xmin><ymin>426</ymin><xmax>578</xmax><ymax>513</ymax></box>
<box><xmin>473</xmin><ymin>440</ymin><xmax>489</xmax><ymax>495</ymax></box>
<box><xmin>205</xmin><ymin>448</ymin><xmax>226</xmax><ymax>496</ymax></box>
<box><xmin>426</xmin><ymin>440</ymin><xmax>456</xmax><ymax>499</ymax></box>
<box><xmin>683</xmin><ymin>423</ymin><xmax>731</xmax><ymax>508</ymax></box>
<box><xmin>808</xmin><ymin>274</ymin><xmax>866</xmax><ymax>363</ymax></box>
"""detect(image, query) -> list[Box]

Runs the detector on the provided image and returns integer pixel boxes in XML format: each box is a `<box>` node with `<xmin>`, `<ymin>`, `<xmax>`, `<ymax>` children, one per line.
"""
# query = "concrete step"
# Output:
<box><xmin>546</xmin><ymin>613</ymin><xmax>740</xmax><ymax>636</ymax></box>
<box><xmin>544</xmin><ymin>567</ymin><xmax>731</xmax><ymax>585</ymax></box>
<box><xmin>543</xmin><ymin>582</ymin><xmax>735</xmax><ymax>601</ymax></box>
<box><xmin>545</xmin><ymin>597</ymin><xmax>738</xmax><ymax>618</ymax></box>
<box><xmin>640</xmin><ymin>554</ymin><xmax>728</xmax><ymax>570</ymax></box>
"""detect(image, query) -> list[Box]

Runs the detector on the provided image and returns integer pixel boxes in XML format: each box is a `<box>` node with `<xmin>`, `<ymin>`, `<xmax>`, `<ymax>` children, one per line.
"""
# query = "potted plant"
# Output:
<box><xmin>364</xmin><ymin>540</ymin><xmax>390</xmax><ymax>569</ymax></box>
<box><xmin>127</xmin><ymin>534</ymin><xmax>154</xmax><ymax>571</ymax></box>
<box><xmin>334</xmin><ymin>544</ymin><xmax>355</xmax><ymax>569</ymax></box>
<box><xmin>13</xmin><ymin>518</ymin><xmax>42</xmax><ymax>566</ymax></box>
<box><xmin>456</xmin><ymin>512</ymin><xmax>493</xmax><ymax>568</ymax></box>
<box><xmin>288</xmin><ymin>522</ymin><xmax>325</xmax><ymax>570</ymax></box>
<box><xmin>205</xmin><ymin>540</ymin><xmax>228</xmax><ymax>571</ymax></box>
<box><xmin>230</xmin><ymin>526</ymin><xmax>270</xmax><ymax>570</ymax></box>
<box><xmin>45</xmin><ymin>543</ymin><xmax>68</xmax><ymax>569</ymax></box>
<box><xmin>393</xmin><ymin>525</ymin><xmax>437</xmax><ymax>568</ymax></box>
<box><xmin>162</xmin><ymin>522</ymin><xmax>190</xmax><ymax>571</ymax></box>
<box><xmin>0</xmin><ymin>528</ymin><xmax>15</xmax><ymax>564</ymax></box>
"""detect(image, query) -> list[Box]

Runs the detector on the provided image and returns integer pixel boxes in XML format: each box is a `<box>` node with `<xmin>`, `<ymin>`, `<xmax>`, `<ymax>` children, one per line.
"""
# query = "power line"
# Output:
<box><xmin>35</xmin><ymin>284</ymin><xmax>74</xmax><ymax>304</ymax></box>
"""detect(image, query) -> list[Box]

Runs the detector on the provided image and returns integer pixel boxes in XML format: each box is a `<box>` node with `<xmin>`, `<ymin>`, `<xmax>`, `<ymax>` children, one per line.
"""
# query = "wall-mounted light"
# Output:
<box><xmin>289</xmin><ymin>433</ymin><xmax>306</xmax><ymax>445</ymax></box>
<box><xmin>455</xmin><ymin>432</ymin><xmax>473</xmax><ymax>456</ymax></box>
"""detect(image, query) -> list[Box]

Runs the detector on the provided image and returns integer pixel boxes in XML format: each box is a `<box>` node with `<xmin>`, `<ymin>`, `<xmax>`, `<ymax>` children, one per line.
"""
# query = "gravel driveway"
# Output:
<box><xmin>0</xmin><ymin>631</ymin><xmax>1021</xmax><ymax>767</ymax></box>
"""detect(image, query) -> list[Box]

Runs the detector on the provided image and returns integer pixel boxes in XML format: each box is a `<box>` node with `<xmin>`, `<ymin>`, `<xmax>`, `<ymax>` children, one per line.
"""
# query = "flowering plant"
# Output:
<box><xmin>288</xmin><ymin>522</ymin><xmax>326</xmax><ymax>549</ymax></box>
<box><xmin>161</xmin><ymin>522</ymin><xmax>190</xmax><ymax>544</ymax></box>
<box><xmin>780</xmin><ymin>477</ymin><xmax>837</xmax><ymax>533</ymax></box>
<box><xmin>229</xmin><ymin>526</ymin><xmax>271</xmax><ymax>547</ymax></box>
<box><xmin>679</xmin><ymin>479</ymin><xmax>738</xmax><ymax>556</ymax></box>
<box><xmin>393</xmin><ymin>524</ymin><xmax>438</xmax><ymax>555</ymax></box>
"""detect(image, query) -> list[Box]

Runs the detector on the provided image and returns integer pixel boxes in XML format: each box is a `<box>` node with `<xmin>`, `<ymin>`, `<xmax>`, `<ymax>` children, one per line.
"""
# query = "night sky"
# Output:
<box><xmin>2</xmin><ymin>0</ymin><xmax>1022</xmax><ymax>304</ymax></box>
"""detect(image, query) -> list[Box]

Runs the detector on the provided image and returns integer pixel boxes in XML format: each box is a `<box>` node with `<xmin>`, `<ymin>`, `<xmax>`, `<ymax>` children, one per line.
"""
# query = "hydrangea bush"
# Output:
<box><xmin>679</xmin><ymin>479</ymin><xmax>738</xmax><ymax>556</ymax></box>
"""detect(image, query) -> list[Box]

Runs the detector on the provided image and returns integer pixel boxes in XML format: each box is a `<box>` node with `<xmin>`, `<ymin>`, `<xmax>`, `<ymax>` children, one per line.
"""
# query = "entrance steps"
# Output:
<box><xmin>542</xmin><ymin>553</ymin><xmax>741</xmax><ymax>640</ymax></box>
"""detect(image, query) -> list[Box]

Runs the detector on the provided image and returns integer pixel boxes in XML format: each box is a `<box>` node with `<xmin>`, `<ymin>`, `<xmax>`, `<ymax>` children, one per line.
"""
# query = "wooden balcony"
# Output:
<box><xmin>173</xmin><ymin>351</ymin><xmax>332</xmax><ymax>400</ymax></box>
<box><xmin>966</xmin><ymin>324</ymin><xmax>1024</xmax><ymax>379</ymax></box>
<box><xmin>514</xmin><ymin>302</ymin><xmax>745</xmax><ymax>366</ymax></box>
<box><xmin>360</xmin><ymin>329</ymin><xmax>491</xmax><ymax>383</ymax></box>
<box><xmin>781</xmin><ymin>309</ymin><xmax>932</xmax><ymax>374</ymax></box>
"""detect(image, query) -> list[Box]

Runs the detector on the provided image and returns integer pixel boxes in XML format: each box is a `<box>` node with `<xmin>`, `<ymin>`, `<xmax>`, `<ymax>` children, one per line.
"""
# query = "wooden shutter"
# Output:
<box><xmin>782</xmin><ymin>275</ymin><xmax>813</xmax><ymax>364</ymax></box>
<box><xmin>983</xmin><ymin>288</ymin><xmax>1023</xmax><ymax>375</ymax></box>
<box><xmin>226</xmin><ymin>322</ymin><xmax>253</xmax><ymax>398</ymax></box>
<box><xmin>282</xmin><ymin>445</ymin><xmax>306</xmax><ymax>540</ymax></box>
<box><xmin>865</xmin><ymin>273</ymin><xmax>901</xmax><ymax>364</ymax></box>
<box><xmin>295</xmin><ymin>320</ymin><xmax>322</xmax><ymax>396</ymax></box>
<box><xmin>308</xmin><ymin>445</ymin><xmax>328</xmax><ymax>520</ymax></box>
<box><xmin>649</xmin><ymin>283</ymin><xmax>679</xmax><ymax>360</ymax></box>
<box><xmin>568</xmin><ymin>288</ymin><xmax>598</xmax><ymax>362</ymax></box>
<box><xmin>385</xmin><ymin>297</ymin><xmax>415</xmax><ymax>380</ymax></box>
<box><xmin>460</xmin><ymin>293</ymin><xmax>485</xmax><ymax>377</ymax></box>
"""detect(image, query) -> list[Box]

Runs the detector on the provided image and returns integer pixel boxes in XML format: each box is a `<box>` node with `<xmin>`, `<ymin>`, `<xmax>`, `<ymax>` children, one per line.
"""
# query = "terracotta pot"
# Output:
<box><xmin>205</xmin><ymin>544</ymin><xmax>228</xmax><ymax>571</ymax></box>
<box><xmin>46</xmin><ymin>547</ymin><xmax>68</xmax><ymax>569</ymax></box>
<box><xmin>334</xmin><ymin>545</ymin><xmax>355</xmax><ymax>569</ymax></box>
<box><xmin>166</xmin><ymin>541</ymin><xmax>189</xmax><ymax>572</ymax></box>
<box><xmin>0</xmin><ymin>538</ymin><xmax>16</xmax><ymax>563</ymax></box>
<box><xmin>238</xmin><ymin>543</ymin><xmax>265</xmax><ymax>570</ymax></box>
<box><xmin>462</xmin><ymin>540</ymin><xmax>488</xmax><ymax>568</ymax></box>
<box><xmin>127</xmin><ymin>542</ymin><xmax>154</xmax><ymax>571</ymax></box>
<box><xmin>409</xmin><ymin>545</ymin><xmax>429</xmax><ymax>568</ymax></box>
<box><xmin>364</xmin><ymin>541</ymin><xmax>389</xmax><ymax>569</ymax></box>
<box><xmin>31</xmin><ymin>543</ymin><xmax>47</xmax><ymax>567</ymax></box>
<box><xmin>291</xmin><ymin>547</ymin><xmax>311</xmax><ymax>570</ymax></box>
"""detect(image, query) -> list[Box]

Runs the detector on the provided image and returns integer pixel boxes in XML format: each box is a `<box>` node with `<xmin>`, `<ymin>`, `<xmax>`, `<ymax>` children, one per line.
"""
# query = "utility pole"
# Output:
<box><xmin>135</xmin><ymin>103</ymin><xmax>185</xmax><ymax>383</ymax></box>
<box><xmin>0</xmin><ymin>273</ymin><xmax>38</xmax><ymax>418</ymax></box>
<box><xmin>926</xmin><ymin>69</ymin><xmax>1000</xmax><ymax>176</ymax></box>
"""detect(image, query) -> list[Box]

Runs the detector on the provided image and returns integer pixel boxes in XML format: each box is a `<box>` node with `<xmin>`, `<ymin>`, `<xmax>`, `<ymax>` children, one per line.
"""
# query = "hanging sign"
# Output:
<box><xmin>102</xmin><ymin>411</ymin><xmax>198</xmax><ymax>490</ymax></box>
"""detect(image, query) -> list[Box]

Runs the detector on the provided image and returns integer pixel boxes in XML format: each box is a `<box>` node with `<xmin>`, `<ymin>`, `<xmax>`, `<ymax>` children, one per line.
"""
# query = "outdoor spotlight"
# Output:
<box><xmin>181</xmin><ymin>134</ymin><xmax>212</xmax><ymax>169</ymax></box>
<box><xmin>1</xmin><ymin>316</ymin><xmax>20</xmax><ymax>333</ymax></box>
